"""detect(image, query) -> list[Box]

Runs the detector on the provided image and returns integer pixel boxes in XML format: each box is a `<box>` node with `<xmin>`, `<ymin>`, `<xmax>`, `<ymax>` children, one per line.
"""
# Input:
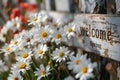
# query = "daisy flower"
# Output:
<box><xmin>33</xmin><ymin>25</ymin><xmax>52</xmax><ymax>43</ymax></box>
<box><xmin>28</xmin><ymin>13</ymin><xmax>41</xmax><ymax>26</ymax></box>
<box><xmin>9</xmin><ymin>37</ymin><xmax>23</xmax><ymax>51</ymax></box>
<box><xmin>11</xmin><ymin>60</ymin><xmax>31</xmax><ymax>73</ymax></box>
<box><xmin>0</xmin><ymin>44</ymin><xmax>13</xmax><ymax>56</ymax></box>
<box><xmin>52</xmin><ymin>46</ymin><xmax>70</xmax><ymax>62</ymax></box>
<box><xmin>67</xmin><ymin>53</ymin><xmax>83</xmax><ymax>73</ymax></box>
<box><xmin>34</xmin><ymin>44</ymin><xmax>48</xmax><ymax>59</ymax></box>
<box><xmin>38</xmin><ymin>11</ymin><xmax>50</xmax><ymax>25</ymax></box>
<box><xmin>15</xmin><ymin>49</ymin><xmax>33</xmax><ymax>62</ymax></box>
<box><xmin>64</xmin><ymin>23</ymin><xmax>77</xmax><ymax>39</ymax></box>
<box><xmin>51</xmin><ymin>28</ymin><xmax>67</xmax><ymax>45</ymax></box>
<box><xmin>34</xmin><ymin>64</ymin><xmax>51</xmax><ymax>80</ymax></box>
<box><xmin>20</xmin><ymin>30</ymin><xmax>34</xmax><ymax>46</ymax></box>
<box><xmin>8</xmin><ymin>71</ymin><xmax>23</xmax><ymax>80</ymax></box>
<box><xmin>9</xmin><ymin>17</ymin><xmax>21</xmax><ymax>32</ymax></box>
<box><xmin>75</xmin><ymin>59</ymin><xmax>97</xmax><ymax>80</ymax></box>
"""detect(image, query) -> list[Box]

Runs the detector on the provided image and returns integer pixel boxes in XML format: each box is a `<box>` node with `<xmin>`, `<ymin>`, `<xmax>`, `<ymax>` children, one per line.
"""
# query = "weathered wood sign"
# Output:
<box><xmin>73</xmin><ymin>14</ymin><xmax>120</xmax><ymax>61</ymax></box>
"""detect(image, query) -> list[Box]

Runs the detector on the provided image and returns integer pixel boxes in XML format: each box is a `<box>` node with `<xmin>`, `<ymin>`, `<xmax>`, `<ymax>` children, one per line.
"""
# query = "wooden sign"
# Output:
<box><xmin>73</xmin><ymin>14</ymin><xmax>120</xmax><ymax>62</ymax></box>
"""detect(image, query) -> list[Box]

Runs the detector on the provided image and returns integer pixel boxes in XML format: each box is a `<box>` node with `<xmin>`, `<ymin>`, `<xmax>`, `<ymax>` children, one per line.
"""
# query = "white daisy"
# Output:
<box><xmin>34</xmin><ymin>44</ymin><xmax>48</xmax><ymax>59</ymax></box>
<box><xmin>15</xmin><ymin>49</ymin><xmax>33</xmax><ymax>62</ymax></box>
<box><xmin>75</xmin><ymin>60</ymin><xmax>97</xmax><ymax>80</ymax></box>
<box><xmin>28</xmin><ymin>13</ymin><xmax>41</xmax><ymax>26</ymax></box>
<box><xmin>8</xmin><ymin>71</ymin><xmax>23</xmax><ymax>80</ymax></box>
<box><xmin>64</xmin><ymin>75</ymin><xmax>75</xmax><ymax>80</ymax></box>
<box><xmin>51</xmin><ymin>28</ymin><xmax>67</xmax><ymax>45</ymax></box>
<box><xmin>0</xmin><ymin>44</ymin><xmax>13</xmax><ymax>56</ymax></box>
<box><xmin>67</xmin><ymin>53</ymin><xmax>86</xmax><ymax>73</ymax></box>
<box><xmin>9</xmin><ymin>37</ymin><xmax>23</xmax><ymax>52</ymax></box>
<box><xmin>9</xmin><ymin>17</ymin><xmax>21</xmax><ymax>32</ymax></box>
<box><xmin>34</xmin><ymin>64</ymin><xmax>51</xmax><ymax>80</ymax></box>
<box><xmin>64</xmin><ymin>23</ymin><xmax>77</xmax><ymax>39</ymax></box>
<box><xmin>20</xmin><ymin>30</ymin><xmax>34</xmax><ymax>46</ymax></box>
<box><xmin>38</xmin><ymin>11</ymin><xmax>50</xmax><ymax>25</ymax></box>
<box><xmin>11</xmin><ymin>60</ymin><xmax>31</xmax><ymax>73</ymax></box>
<box><xmin>33</xmin><ymin>25</ymin><xmax>52</xmax><ymax>43</ymax></box>
<box><xmin>52</xmin><ymin>46</ymin><xmax>70</xmax><ymax>62</ymax></box>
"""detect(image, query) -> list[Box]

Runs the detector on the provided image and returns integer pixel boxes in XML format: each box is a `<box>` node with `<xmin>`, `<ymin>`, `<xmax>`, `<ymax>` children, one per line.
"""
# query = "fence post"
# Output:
<box><xmin>107</xmin><ymin>0</ymin><xmax>116</xmax><ymax>14</ymax></box>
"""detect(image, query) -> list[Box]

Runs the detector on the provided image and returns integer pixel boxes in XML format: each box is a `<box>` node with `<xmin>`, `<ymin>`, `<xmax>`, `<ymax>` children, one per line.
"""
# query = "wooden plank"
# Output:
<box><xmin>44</xmin><ymin>0</ymin><xmax>56</xmax><ymax>11</ymax></box>
<box><xmin>107</xmin><ymin>0</ymin><xmax>116</xmax><ymax>14</ymax></box>
<box><xmin>73</xmin><ymin>14</ymin><xmax>120</xmax><ymax>62</ymax></box>
<box><xmin>78</xmin><ymin>0</ymin><xmax>96</xmax><ymax>13</ymax></box>
<box><xmin>116</xmin><ymin>0</ymin><xmax>120</xmax><ymax>14</ymax></box>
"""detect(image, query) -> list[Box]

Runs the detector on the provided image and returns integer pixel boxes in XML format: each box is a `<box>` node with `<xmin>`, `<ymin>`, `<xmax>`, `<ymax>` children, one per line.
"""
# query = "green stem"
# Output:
<box><xmin>45</xmin><ymin>76</ymin><xmax>48</xmax><ymax>80</ymax></box>
<box><xmin>25</xmin><ymin>70</ymin><xmax>31</xmax><ymax>80</ymax></box>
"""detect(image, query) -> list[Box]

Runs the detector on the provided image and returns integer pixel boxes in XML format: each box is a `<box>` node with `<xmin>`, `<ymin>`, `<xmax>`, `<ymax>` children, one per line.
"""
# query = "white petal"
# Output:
<box><xmin>75</xmin><ymin>73</ymin><xmax>82</xmax><ymax>79</ymax></box>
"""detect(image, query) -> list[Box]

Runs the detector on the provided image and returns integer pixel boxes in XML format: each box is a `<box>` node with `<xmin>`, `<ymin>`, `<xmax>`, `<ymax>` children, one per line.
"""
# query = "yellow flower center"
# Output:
<box><xmin>81</xmin><ymin>66</ymin><xmax>88</xmax><ymax>73</ymax></box>
<box><xmin>48</xmin><ymin>61</ymin><xmax>52</xmax><ymax>65</ymax></box>
<box><xmin>32</xmin><ymin>17</ymin><xmax>38</xmax><ymax>21</ymax></box>
<box><xmin>53</xmin><ymin>23</ymin><xmax>58</xmax><ymax>27</ymax></box>
<box><xmin>19</xmin><ymin>63</ymin><xmax>26</xmax><ymax>69</ymax></box>
<box><xmin>58</xmin><ymin>51</ymin><xmax>64</xmax><ymax>57</ymax></box>
<box><xmin>5</xmin><ymin>47</ymin><xmax>10</xmax><ymax>51</ymax></box>
<box><xmin>14</xmin><ymin>40</ymin><xmax>18</xmax><ymax>45</ymax></box>
<box><xmin>38</xmin><ymin>49</ymin><xmax>43</xmax><ymax>54</ymax></box>
<box><xmin>75</xmin><ymin>59</ymin><xmax>81</xmax><ymax>65</ymax></box>
<box><xmin>26</xmin><ymin>37</ymin><xmax>30</xmax><ymax>42</ymax></box>
<box><xmin>22</xmin><ymin>52</ymin><xmax>29</xmax><ymax>58</ymax></box>
<box><xmin>67</xmin><ymin>27</ymin><xmax>72</xmax><ymax>32</ymax></box>
<box><xmin>41</xmin><ymin>31</ymin><xmax>48</xmax><ymax>38</ymax></box>
<box><xmin>40</xmin><ymin>70</ymin><xmax>46</xmax><ymax>76</ymax></box>
<box><xmin>56</xmin><ymin>34</ymin><xmax>62</xmax><ymax>39</ymax></box>
<box><xmin>14</xmin><ymin>77</ymin><xmax>18</xmax><ymax>80</ymax></box>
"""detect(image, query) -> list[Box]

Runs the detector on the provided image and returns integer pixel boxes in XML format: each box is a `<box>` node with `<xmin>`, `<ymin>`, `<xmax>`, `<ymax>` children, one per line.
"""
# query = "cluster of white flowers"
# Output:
<box><xmin>0</xmin><ymin>11</ymin><xmax>97</xmax><ymax>80</ymax></box>
<box><xmin>0</xmin><ymin>17</ymin><xmax>21</xmax><ymax>42</ymax></box>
